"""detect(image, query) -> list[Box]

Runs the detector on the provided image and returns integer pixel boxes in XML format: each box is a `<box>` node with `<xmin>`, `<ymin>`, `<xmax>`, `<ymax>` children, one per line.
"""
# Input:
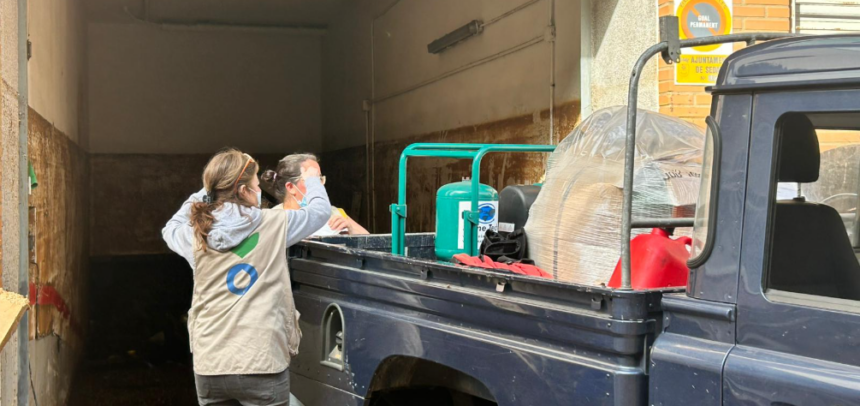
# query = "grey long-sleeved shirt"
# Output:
<box><xmin>162</xmin><ymin>177</ymin><xmax>331</xmax><ymax>270</ymax></box>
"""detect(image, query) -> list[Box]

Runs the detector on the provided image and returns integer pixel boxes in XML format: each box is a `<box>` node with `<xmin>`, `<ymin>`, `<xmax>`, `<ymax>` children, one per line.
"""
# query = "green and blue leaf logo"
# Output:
<box><xmin>227</xmin><ymin>233</ymin><xmax>260</xmax><ymax>295</ymax></box>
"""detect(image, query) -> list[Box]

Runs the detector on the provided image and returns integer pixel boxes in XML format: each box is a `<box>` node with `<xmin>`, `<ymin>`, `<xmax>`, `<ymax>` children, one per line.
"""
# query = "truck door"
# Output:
<box><xmin>726</xmin><ymin>89</ymin><xmax>860</xmax><ymax>405</ymax></box>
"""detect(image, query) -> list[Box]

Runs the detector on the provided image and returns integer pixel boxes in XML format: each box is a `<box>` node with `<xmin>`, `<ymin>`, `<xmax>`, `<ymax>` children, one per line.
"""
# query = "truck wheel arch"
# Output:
<box><xmin>365</xmin><ymin>356</ymin><xmax>496</xmax><ymax>405</ymax></box>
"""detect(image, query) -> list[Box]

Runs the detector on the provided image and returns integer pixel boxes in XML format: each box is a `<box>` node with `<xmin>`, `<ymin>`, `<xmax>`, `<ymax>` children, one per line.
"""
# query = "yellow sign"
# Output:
<box><xmin>674</xmin><ymin>0</ymin><xmax>732</xmax><ymax>85</ymax></box>
<box><xmin>675</xmin><ymin>54</ymin><xmax>727</xmax><ymax>85</ymax></box>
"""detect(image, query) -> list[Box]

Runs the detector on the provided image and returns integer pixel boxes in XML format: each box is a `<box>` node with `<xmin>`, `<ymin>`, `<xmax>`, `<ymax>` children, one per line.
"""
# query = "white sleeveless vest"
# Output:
<box><xmin>189</xmin><ymin>209</ymin><xmax>301</xmax><ymax>375</ymax></box>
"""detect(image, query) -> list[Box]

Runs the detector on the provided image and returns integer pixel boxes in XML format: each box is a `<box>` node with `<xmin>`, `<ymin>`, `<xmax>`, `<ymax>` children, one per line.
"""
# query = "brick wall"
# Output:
<box><xmin>657</xmin><ymin>0</ymin><xmax>793</xmax><ymax>128</ymax></box>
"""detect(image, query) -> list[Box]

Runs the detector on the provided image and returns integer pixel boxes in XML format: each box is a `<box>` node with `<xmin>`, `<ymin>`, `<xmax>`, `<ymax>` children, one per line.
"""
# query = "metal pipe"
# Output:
<box><xmin>482</xmin><ymin>0</ymin><xmax>542</xmax><ymax>28</ymax></box>
<box><xmin>364</xmin><ymin>108</ymin><xmax>372</xmax><ymax>228</ymax></box>
<box><xmin>17</xmin><ymin>0</ymin><xmax>29</xmax><ymax>403</ymax></box>
<box><xmin>631</xmin><ymin>218</ymin><xmax>695</xmax><ymax>229</ymax></box>
<box><xmin>370</xmin><ymin>17</ymin><xmax>377</xmax><ymax>232</ymax></box>
<box><xmin>123</xmin><ymin>6</ymin><xmax>326</xmax><ymax>35</ymax></box>
<box><xmin>620</xmin><ymin>42</ymin><xmax>666</xmax><ymax>291</ymax></box>
<box><xmin>619</xmin><ymin>31</ymin><xmax>800</xmax><ymax>290</ymax></box>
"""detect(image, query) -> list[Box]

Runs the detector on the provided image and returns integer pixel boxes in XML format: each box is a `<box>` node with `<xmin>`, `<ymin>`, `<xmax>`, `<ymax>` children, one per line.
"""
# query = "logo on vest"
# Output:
<box><xmin>227</xmin><ymin>233</ymin><xmax>261</xmax><ymax>295</ymax></box>
<box><xmin>226</xmin><ymin>263</ymin><xmax>259</xmax><ymax>295</ymax></box>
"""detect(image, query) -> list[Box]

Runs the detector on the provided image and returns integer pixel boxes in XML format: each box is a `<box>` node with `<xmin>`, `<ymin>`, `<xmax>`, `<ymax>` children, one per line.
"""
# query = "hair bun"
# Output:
<box><xmin>261</xmin><ymin>169</ymin><xmax>277</xmax><ymax>183</ymax></box>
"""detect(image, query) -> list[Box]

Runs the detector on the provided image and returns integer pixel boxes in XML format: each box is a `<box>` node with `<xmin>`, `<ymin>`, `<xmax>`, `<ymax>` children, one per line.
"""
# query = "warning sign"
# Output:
<box><xmin>674</xmin><ymin>0</ymin><xmax>732</xmax><ymax>85</ymax></box>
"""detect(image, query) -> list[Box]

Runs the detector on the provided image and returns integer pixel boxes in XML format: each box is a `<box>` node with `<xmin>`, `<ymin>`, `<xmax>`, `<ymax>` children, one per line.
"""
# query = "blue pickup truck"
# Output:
<box><xmin>287</xmin><ymin>25</ymin><xmax>860</xmax><ymax>406</ymax></box>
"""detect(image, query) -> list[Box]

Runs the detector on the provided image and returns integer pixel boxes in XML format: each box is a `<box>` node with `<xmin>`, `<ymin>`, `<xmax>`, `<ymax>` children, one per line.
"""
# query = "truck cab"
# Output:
<box><xmin>289</xmin><ymin>34</ymin><xmax>860</xmax><ymax>406</ymax></box>
<box><xmin>651</xmin><ymin>34</ymin><xmax>860</xmax><ymax>405</ymax></box>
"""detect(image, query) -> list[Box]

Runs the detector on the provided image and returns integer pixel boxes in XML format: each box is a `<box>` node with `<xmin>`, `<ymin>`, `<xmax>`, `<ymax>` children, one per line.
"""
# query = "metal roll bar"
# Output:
<box><xmin>619</xmin><ymin>16</ymin><xmax>802</xmax><ymax>290</ymax></box>
<box><xmin>391</xmin><ymin>143</ymin><xmax>555</xmax><ymax>256</ymax></box>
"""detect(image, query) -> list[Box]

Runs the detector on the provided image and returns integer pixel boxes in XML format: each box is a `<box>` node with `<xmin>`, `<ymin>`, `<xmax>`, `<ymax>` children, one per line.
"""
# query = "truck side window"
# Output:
<box><xmin>766</xmin><ymin>112</ymin><xmax>860</xmax><ymax>307</ymax></box>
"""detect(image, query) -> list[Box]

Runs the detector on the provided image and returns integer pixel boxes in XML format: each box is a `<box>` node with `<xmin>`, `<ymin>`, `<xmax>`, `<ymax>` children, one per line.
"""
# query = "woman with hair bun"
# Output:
<box><xmin>261</xmin><ymin>153</ymin><xmax>369</xmax><ymax>236</ymax></box>
<box><xmin>162</xmin><ymin>148</ymin><xmax>330</xmax><ymax>405</ymax></box>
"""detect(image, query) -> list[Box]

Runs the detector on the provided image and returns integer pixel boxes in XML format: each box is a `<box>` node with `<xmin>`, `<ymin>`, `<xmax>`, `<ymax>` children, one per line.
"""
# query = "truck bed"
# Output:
<box><xmin>287</xmin><ymin>233</ymin><xmax>682</xmax><ymax>406</ymax></box>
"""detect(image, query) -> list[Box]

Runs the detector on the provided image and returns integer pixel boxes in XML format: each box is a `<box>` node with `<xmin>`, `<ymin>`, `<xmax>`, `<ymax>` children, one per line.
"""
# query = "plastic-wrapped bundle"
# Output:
<box><xmin>525</xmin><ymin>106</ymin><xmax>704</xmax><ymax>285</ymax></box>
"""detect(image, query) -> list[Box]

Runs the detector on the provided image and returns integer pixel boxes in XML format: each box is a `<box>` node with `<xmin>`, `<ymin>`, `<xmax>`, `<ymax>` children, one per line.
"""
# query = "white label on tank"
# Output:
<box><xmin>457</xmin><ymin>201</ymin><xmax>499</xmax><ymax>250</ymax></box>
<box><xmin>499</xmin><ymin>222</ymin><xmax>515</xmax><ymax>233</ymax></box>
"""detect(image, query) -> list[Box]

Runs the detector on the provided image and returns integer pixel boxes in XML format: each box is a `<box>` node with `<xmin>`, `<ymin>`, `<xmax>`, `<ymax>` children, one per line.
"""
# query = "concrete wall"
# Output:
<box><xmin>85</xmin><ymin>22</ymin><xmax>324</xmax><ymax>257</ymax></box>
<box><xmin>20</xmin><ymin>2</ymin><xmax>90</xmax><ymax>405</ymax></box>
<box><xmin>321</xmin><ymin>0</ymin><xmax>582</xmax><ymax>231</ymax></box>
<box><xmin>87</xmin><ymin>23</ymin><xmax>322</xmax><ymax>154</ymax></box>
<box><xmin>89</xmin><ymin>153</ymin><xmax>286</xmax><ymax>257</ymax></box>
<box><xmin>29</xmin><ymin>0</ymin><xmax>85</xmax><ymax>144</ymax></box>
<box><xmin>586</xmin><ymin>0</ymin><xmax>659</xmax><ymax>113</ymax></box>
<box><xmin>0</xmin><ymin>0</ymin><xmax>24</xmax><ymax>402</ymax></box>
<box><xmin>320</xmin><ymin>0</ymin><xmax>375</xmax><ymax>153</ymax></box>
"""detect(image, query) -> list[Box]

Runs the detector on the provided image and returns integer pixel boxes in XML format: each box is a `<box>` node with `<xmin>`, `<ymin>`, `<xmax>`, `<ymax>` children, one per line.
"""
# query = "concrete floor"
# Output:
<box><xmin>68</xmin><ymin>361</ymin><xmax>197</xmax><ymax>406</ymax></box>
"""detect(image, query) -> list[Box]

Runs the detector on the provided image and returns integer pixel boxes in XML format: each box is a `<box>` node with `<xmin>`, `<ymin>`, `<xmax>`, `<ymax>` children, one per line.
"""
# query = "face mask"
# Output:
<box><xmin>291</xmin><ymin>188</ymin><xmax>308</xmax><ymax>208</ymax></box>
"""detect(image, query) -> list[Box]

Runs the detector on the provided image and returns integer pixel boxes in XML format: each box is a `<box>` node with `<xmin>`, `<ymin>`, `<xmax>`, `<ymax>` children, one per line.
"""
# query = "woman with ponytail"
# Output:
<box><xmin>162</xmin><ymin>148</ymin><xmax>330</xmax><ymax>405</ymax></box>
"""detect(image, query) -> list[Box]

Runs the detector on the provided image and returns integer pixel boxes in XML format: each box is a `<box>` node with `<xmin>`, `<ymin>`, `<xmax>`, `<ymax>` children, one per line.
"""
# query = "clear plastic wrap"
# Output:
<box><xmin>524</xmin><ymin>106</ymin><xmax>705</xmax><ymax>285</ymax></box>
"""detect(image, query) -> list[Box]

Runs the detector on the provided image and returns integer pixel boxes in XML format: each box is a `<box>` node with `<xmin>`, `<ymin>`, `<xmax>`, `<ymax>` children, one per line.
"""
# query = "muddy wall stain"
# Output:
<box><xmin>27</xmin><ymin>107</ymin><xmax>89</xmax><ymax>405</ymax></box>
<box><xmin>323</xmin><ymin>101</ymin><xmax>581</xmax><ymax>233</ymax></box>
<box><xmin>90</xmin><ymin>154</ymin><xmax>288</xmax><ymax>257</ymax></box>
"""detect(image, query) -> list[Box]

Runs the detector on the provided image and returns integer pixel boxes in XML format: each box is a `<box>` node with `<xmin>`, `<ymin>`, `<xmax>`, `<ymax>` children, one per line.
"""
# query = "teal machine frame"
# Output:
<box><xmin>390</xmin><ymin>143</ymin><xmax>556</xmax><ymax>256</ymax></box>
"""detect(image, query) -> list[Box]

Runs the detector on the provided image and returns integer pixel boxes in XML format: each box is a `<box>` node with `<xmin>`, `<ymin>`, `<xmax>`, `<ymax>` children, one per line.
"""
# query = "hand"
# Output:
<box><xmin>300</xmin><ymin>160</ymin><xmax>322</xmax><ymax>179</ymax></box>
<box><xmin>328</xmin><ymin>215</ymin><xmax>350</xmax><ymax>233</ymax></box>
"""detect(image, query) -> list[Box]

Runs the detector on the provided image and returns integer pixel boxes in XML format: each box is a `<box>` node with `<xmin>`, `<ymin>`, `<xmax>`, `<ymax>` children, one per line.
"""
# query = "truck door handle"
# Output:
<box><xmin>772</xmin><ymin>402</ymin><xmax>795</xmax><ymax>406</ymax></box>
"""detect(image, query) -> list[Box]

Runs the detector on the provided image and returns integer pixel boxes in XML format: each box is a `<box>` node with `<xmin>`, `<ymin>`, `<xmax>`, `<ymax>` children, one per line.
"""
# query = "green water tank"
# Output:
<box><xmin>435</xmin><ymin>180</ymin><xmax>499</xmax><ymax>261</ymax></box>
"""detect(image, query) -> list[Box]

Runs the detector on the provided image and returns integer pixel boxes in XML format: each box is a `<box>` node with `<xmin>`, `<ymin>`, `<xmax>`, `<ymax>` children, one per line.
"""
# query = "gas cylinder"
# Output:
<box><xmin>435</xmin><ymin>180</ymin><xmax>499</xmax><ymax>261</ymax></box>
<box><xmin>607</xmin><ymin>228</ymin><xmax>692</xmax><ymax>289</ymax></box>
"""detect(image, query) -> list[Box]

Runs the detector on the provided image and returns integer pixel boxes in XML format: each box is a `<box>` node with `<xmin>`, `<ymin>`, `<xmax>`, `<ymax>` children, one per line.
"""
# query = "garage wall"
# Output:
<box><xmin>87</xmin><ymin>23</ymin><xmax>322</xmax><ymax>154</ymax></box>
<box><xmin>321</xmin><ymin>0</ymin><xmax>582</xmax><ymax>231</ymax></box>
<box><xmin>26</xmin><ymin>1</ymin><xmax>90</xmax><ymax>405</ymax></box>
<box><xmin>29</xmin><ymin>0</ymin><xmax>86</xmax><ymax>145</ymax></box>
<box><xmin>0</xmin><ymin>0</ymin><xmax>23</xmax><ymax>401</ymax></box>
<box><xmin>88</xmin><ymin>153</ymin><xmax>285</xmax><ymax>257</ymax></box>
<box><xmin>87</xmin><ymin>23</ymin><xmax>323</xmax><ymax>257</ymax></box>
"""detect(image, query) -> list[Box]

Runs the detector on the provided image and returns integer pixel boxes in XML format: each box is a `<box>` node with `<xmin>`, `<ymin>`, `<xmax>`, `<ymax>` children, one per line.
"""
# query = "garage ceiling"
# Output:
<box><xmin>85</xmin><ymin>0</ymin><xmax>345</xmax><ymax>26</ymax></box>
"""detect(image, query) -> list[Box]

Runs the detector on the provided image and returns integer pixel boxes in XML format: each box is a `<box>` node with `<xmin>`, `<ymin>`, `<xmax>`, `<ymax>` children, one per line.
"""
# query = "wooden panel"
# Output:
<box><xmin>0</xmin><ymin>290</ymin><xmax>28</xmax><ymax>353</ymax></box>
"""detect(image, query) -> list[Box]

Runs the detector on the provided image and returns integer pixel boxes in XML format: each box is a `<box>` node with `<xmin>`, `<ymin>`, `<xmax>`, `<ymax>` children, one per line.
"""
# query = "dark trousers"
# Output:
<box><xmin>194</xmin><ymin>369</ymin><xmax>291</xmax><ymax>406</ymax></box>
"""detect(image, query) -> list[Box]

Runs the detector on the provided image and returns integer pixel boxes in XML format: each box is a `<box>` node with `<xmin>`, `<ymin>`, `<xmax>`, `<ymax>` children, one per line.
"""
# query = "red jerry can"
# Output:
<box><xmin>608</xmin><ymin>228</ymin><xmax>693</xmax><ymax>290</ymax></box>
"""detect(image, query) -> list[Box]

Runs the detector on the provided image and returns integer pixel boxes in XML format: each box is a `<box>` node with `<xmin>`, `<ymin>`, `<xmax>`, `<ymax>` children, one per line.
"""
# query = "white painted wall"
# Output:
<box><xmin>87</xmin><ymin>23</ymin><xmax>322</xmax><ymax>154</ymax></box>
<box><xmin>29</xmin><ymin>0</ymin><xmax>85</xmax><ymax>143</ymax></box>
<box><xmin>322</xmin><ymin>0</ymin><xmax>582</xmax><ymax>151</ymax></box>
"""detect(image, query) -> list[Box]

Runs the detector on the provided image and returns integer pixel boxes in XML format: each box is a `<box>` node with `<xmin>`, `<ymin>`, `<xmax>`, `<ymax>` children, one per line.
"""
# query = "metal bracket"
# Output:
<box><xmin>659</xmin><ymin>16</ymin><xmax>681</xmax><ymax>64</ymax></box>
<box><xmin>591</xmin><ymin>296</ymin><xmax>604</xmax><ymax>310</ymax></box>
<box><xmin>390</xmin><ymin>204</ymin><xmax>407</xmax><ymax>218</ymax></box>
<box><xmin>463</xmin><ymin>210</ymin><xmax>481</xmax><ymax>225</ymax></box>
<box><xmin>544</xmin><ymin>25</ymin><xmax>556</xmax><ymax>42</ymax></box>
